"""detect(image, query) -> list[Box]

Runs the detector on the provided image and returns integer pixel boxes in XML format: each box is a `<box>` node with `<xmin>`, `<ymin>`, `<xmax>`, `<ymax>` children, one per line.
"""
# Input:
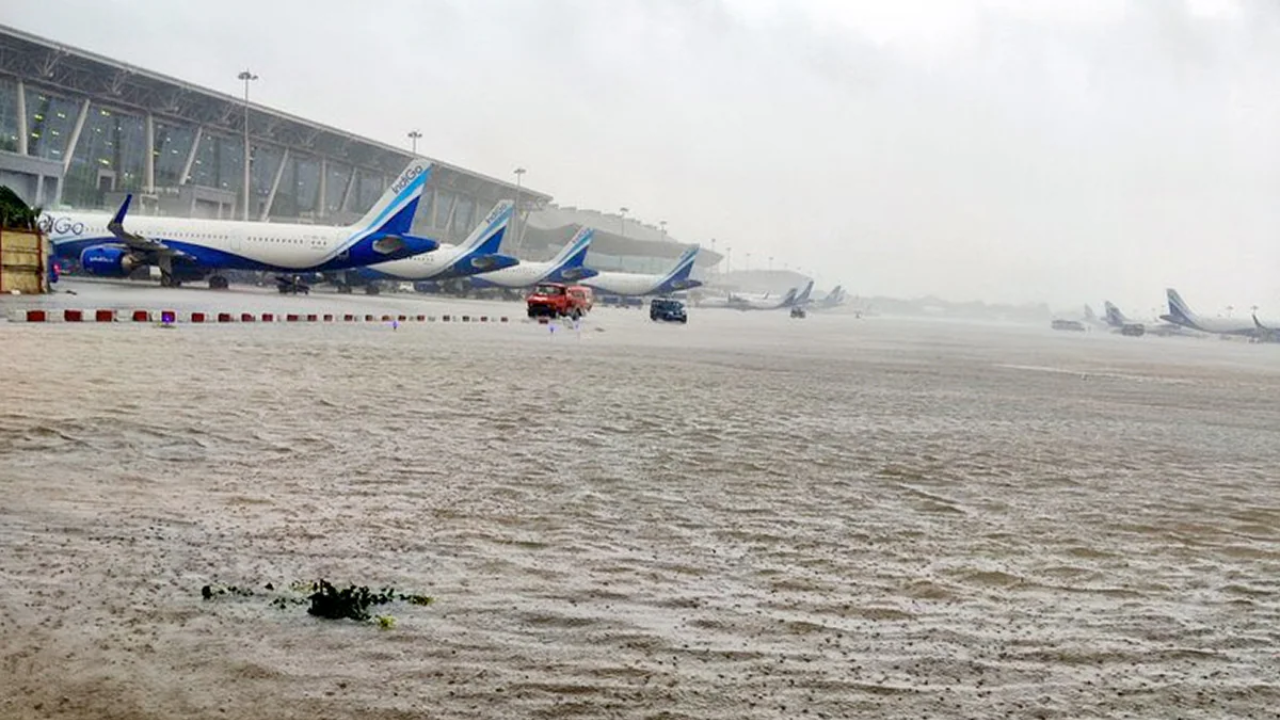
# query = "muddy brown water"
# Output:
<box><xmin>2</xmin><ymin>302</ymin><xmax>1279</xmax><ymax>719</ymax></box>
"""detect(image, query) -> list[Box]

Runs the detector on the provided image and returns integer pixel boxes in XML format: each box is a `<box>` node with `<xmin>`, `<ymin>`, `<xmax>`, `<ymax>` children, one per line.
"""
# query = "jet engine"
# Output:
<box><xmin>80</xmin><ymin>245</ymin><xmax>143</xmax><ymax>277</ymax></box>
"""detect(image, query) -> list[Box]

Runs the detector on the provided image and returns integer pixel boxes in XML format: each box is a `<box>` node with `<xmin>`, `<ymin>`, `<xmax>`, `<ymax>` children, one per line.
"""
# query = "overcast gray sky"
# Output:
<box><xmin>10</xmin><ymin>0</ymin><xmax>1280</xmax><ymax>311</ymax></box>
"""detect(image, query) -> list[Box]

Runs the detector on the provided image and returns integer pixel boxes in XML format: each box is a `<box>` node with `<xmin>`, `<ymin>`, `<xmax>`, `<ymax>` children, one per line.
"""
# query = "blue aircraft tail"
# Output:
<box><xmin>348</xmin><ymin>158</ymin><xmax>433</xmax><ymax>238</ymax></box>
<box><xmin>793</xmin><ymin>280</ymin><xmax>815</xmax><ymax>306</ymax></box>
<box><xmin>778</xmin><ymin>287</ymin><xmax>799</xmax><ymax>308</ymax></box>
<box><xmin>1164</xmin><ymin>288</ymin><xmax>1198</xmax><ymax>326</ymax></box>
<box><xmin>459</xmin><ymin>200</ymin><xmax>516</xmax><ymax>256</ymax></box>
<box><xmin>550</xmin><ymin>227</ymin><xmax>594</xmax><ymax>267</ymax></box>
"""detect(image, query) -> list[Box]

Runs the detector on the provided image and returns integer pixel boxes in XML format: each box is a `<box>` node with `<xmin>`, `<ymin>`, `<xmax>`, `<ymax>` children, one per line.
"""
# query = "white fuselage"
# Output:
<box><xmin>474</xmin><ymin>261</ymin><xmax>564</xmax><ymax>288</ymax></box>
<box><xmin>46</xmin><ymin>211</ymin><xmax>367</xmax><ymax>270</ymax></box>
<box><xmin>1178</xmin><ymin>315</ymin><xmax>1277</xmax><ymax>336</ymax></box>
<box><xmin>363</xmin><ymin>242</ymin><xmax>472</xmax><ymax>280</ymax></box>
<box><xmin>583</xmin><ymin>271</ymin><xmax>667</xmax><ymax>296</ymax></box>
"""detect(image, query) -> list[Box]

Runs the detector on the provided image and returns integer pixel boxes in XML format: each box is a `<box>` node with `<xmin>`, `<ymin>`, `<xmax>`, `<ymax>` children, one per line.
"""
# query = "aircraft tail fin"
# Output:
<box><xmin>1103</xmin><ymin>301</ymin><xmax>1127</xmax><ymax>327</ymax></box>
<box><xmin>779</xmin><ymin>287</ymin><xmax>799</xmax><ymax>308</ymax></box>
<box><xmin>794</xmin><ymin>280</ymin><xmax>815</xmax><ymax>306</ymax></box>
<box><xmin>661</xmin><ymin>246</ymin><xmax>699</xmax><ymax>283</ymax></box>
<box><xmin>458</xmin><ymin>200</ymin><xmax>516</xmax><ymax>255</ymax></box>
<box><xmin>348</xmin><ymin>158</ymin><xmax>433</xmax><ymax>237</ymax></box>
<box><xmin>1165</xmin><ymin>288</ymin><xmax>1198</xmax><ymax>325</ymax></box>
<box><xmin>551</xmin><ymin>227</ymin><xmax>594</xmax><ymax>269</ymax></box>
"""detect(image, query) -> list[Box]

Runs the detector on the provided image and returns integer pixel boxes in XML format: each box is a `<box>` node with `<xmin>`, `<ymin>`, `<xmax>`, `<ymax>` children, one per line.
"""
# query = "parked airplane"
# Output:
<box><xmin>1103</xmin><ymin>300</ymin><xmax>1200</xmax><ymax>337</ymax></box>
<box><xmin>346</xmin><ymin>200</ymin><xmax>518</xmax><ymax>292</ymax></box>
<box><xmin>468</xmin><ymin>226</ymin><xmax>598</xmax><ymax>289</ymax></box>
<box><xmin>697</xmin><ymin>282</ymin><xmax>801</xmax><ymax>310</ymax></box>
<box><xmin>582</xmin><ymin>246</ymin><xmax>701</xmax><ymax>297</ymax></box>
<box><xmin>790</xmin><ymin>280</ymin><xmax>816</xmax><ymax>308</ymax></box>
<box><xmin>728</xmin><ymin>286</ymin><xmax>800</xmax><ymax>311</ymax></box>
<box><xmin>43</xmin><ymin>159</ymin><xmax>438</xmax><ymax>289</ymax></box>
<box><xmin>1161</xmin><ymin>288</ymin><xmax>1280</xmax><ymax>341</ymax></box>
<box><xmin>814</xmin><ymin>285</ymin><xmax>847</xmax><ymax>309</ymax></box>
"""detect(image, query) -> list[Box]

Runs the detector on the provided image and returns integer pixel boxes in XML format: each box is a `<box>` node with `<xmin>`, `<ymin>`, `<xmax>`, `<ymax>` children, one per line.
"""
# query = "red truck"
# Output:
<box><xmin>527</xmin><ymin>282</ymin><xmax>591</xmax><ymax>319</ymax></box>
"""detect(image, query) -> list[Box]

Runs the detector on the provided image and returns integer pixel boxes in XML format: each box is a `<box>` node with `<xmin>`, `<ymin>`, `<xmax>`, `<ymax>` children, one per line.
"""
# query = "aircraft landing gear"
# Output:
<box><xmin>365</xmin><ymin>282</ymin><xmax>381</xmax><ymax>295</ymax></box>
<box><xmin>337</xmin><ymin>283</ymin><xmax>353</xmax><ymax>294</ymax></box>
<box><xmin>275</xmin><ymin>275</ymin><xmax>311</xmax><ymax>295</ymax></box>
<box><xmin>160</xmin><ymin>273</ymin><xmax>182</xmax><ymax>288</ymax></box>
<box><xmin>209</xmin><ymin>275</ymin><xmax>230</xmax><ymax>290</ymax></box>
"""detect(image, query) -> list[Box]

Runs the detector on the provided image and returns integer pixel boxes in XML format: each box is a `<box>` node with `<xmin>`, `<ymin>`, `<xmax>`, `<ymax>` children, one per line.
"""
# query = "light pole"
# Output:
<box><xmin>407</xmin><ymin>130</ymin><xmax>422</xmax><ymax>155</ymax></box>
<box><xmin>619</xmin><ymin>207</ymin><xmax>629</xmax><ymax>238</ymax></box>
<box><xmin>512</xmin><ymin>166</ymin><xmax>526</xmax><ymax>251</ymax></box>
<box><xmin>726</xmin><ymin>246</ymin><xmax>732</xmax><ymax>275</ymax></box>
<box><xmin>746</xmin><ymin>251</ymin><xmax>752</xmax><ymax>271</ymax></box>
<box><xmin>659</xmin><ymin>220</ymin><xmax>667</xmax><ymax>240</ymax></box>
<box><xmin>769</xmin><ymin>255</ymin><xmax>774</xmax><ymax>271</ymax></box>
<box><xmin>238</xmin><ymin>70</ymin><xmax>258</xmax><ymax>222</ymax></box>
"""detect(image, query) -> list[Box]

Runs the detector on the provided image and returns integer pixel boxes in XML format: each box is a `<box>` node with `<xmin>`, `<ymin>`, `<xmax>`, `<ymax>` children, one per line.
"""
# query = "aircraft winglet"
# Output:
<box><xmin>106</xmin><ymin>193</ymin><xmax>168</xmax><ymax>252</ymax></box>
<box><xmin>109</xmin><ymin>193</ymin><xmax>132</xmax><ymax>228</ymax></box>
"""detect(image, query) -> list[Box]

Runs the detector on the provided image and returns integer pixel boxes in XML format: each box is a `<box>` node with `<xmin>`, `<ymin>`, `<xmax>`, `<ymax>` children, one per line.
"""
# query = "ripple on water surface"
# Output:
<box><xmin>1</xmin><ymin>315</ymin><xmax>1280</xmax><ymax>718</ymax></box>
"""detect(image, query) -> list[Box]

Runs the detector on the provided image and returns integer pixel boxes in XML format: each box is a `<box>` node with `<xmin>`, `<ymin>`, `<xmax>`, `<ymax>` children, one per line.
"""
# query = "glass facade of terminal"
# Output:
<box><xmin>64</xmin><ymin>104</ymin><xmax>148</xmax><ymax>207</ymax></box>
<box><xmin>0</xmin><ymin>78</ymin><xmax>21</xmax><ymax>153</ymax></box>
<box><xmin>0</xmin><ymin>79</ymin><xmax>414</xmax><ymax>223</ymax></box>
<box><xmin>0</xmin><ymin>73</ymin><xmax>562</xmax><ymax>246</ymax></box>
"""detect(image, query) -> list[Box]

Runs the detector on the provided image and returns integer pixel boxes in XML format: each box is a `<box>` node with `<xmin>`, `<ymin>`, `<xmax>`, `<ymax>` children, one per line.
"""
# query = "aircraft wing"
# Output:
<box><xmin>107</xmin><ymin>194</ymin><xmax>177</xmax><ymax>254</ymax></box>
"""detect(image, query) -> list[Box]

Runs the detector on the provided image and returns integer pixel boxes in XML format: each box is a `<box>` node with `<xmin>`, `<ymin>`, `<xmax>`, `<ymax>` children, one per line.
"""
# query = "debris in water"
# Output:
<box><xmin>200</xmin><ymin>579</ymin><xmax>434</xmax><ymax>626</ymax></box>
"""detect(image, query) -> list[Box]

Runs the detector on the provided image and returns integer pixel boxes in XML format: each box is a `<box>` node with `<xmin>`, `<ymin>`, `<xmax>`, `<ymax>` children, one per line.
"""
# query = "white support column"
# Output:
<box><xmin>62</xmin><ymin>98</ymin><xmax>91</xmax><ymax>175</ymax></box>
<box><xmin>517</xmin><ymin>208</ymin><xmax>529</xmax><ymax>249</ymax></box>
<box><xmin>144</xmin><ymin>113</ymin><xmax>155</xmax><ymax>194</ymax></box>
<box><xmin>440</xmin><ymin>193</ymin><xmax>456</xmax><ymax>239</ymax></box>
<box><xmin>340</xmin><ymin>166</ymin><xmax>357</xmax><ymax>215</ymax></box>
<box><xmin>15</xmin><ymin>80</ymin><xmax>27</xmax><ymax>155</ymax></box>
<box><xmin>179</xmin><ymin>126</ymin><xmax>203</xmax><ymax>185</ymax></box>
<box><xmin>316</xmin><ymin>158</ymin><xmax>327</xmax><ymax>219</ymax></box>
<box><xmin>260</xmin><ymin>148</ymin><xmax>289</xmax><ymax>221</ymax></box>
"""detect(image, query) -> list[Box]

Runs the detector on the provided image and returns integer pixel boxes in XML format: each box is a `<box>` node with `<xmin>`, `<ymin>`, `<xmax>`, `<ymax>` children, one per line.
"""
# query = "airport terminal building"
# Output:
<box><xmin>0</xmin><ymin>24</ymin><xmax>718</xmax><ymax>275</ymax></box>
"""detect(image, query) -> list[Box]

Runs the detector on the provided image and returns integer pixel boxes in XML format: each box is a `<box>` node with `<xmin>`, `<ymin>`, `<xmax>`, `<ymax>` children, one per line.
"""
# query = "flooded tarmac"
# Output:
<box><xmin>3</xmin><ymin>282</ymin><xmax>1280</xmax><ymax>719</ymax></box>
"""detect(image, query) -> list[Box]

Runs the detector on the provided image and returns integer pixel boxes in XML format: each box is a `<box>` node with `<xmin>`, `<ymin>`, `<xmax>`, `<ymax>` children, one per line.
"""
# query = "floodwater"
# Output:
<box><xmin>2</xmin><ymin>282</ymin><xmax>1280</xmax><ymax>719</ymax></box>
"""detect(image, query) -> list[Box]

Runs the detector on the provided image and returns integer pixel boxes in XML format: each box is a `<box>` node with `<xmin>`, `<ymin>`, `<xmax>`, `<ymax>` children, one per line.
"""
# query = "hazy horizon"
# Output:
<box><xmin>6</xmin><ymin>0</ymin><xmax>1278</xmax><ymax>312</ymax></box>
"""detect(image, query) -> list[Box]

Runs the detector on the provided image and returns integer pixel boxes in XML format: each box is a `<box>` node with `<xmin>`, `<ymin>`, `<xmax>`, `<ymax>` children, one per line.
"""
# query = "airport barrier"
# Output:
<box><xmin>7</xmin><ymin>308</ymin><xmax>513</xmax><ymax>325</ymax></box>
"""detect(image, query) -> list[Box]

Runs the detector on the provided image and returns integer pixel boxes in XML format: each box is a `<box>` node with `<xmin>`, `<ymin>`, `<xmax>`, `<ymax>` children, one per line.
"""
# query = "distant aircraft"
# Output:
<box><xmin>468</xmin><ymin>227</ymin><xmax>598</xmax><ymax>289</ymax></box>
<box><xmin>1162</xmin><ymin>288</ymin><xmax>1280</xmax><ymax>341</ymax></box>
<box><xmin>789</xmin><ymin>280</ymin><xmax>815</xmax><ymax>308</ymax></box>
<box><xmin>729</xmin><ymin>286</ymin><xmax>800</xmax><ymax>311</ymax></box>
<box><xmin>44</xmin><ymin>159</ymin><xmax>438</xmax><ymax>289</ymax></box>
<box><xmin>813</xmin><ymin>285</ymin><xmax>847</xmax><ymax>310</ymax></box>
<box><xmin>347</xmin><ymin>200</ymin><xmax>518</xmax><ymax>292</ymax></box>
<box><xmin>1103</xmin><ymin>300</ymin><xmax>1201</xmax><ymax>338</ymax></box>
<box><xmin>698</xmin><ymin>280</ymin><xmax>808</xmax><ymax>311</ymax></box>
<box><xmin>582</xmin><ymin>246</ymin><xmax>702</xmax><ymax>297</ymax></box>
